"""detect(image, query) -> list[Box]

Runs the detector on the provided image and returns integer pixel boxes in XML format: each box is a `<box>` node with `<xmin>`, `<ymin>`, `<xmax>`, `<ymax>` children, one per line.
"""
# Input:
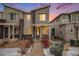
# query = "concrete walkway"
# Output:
<box><xmin>29</xmin><ymin>40</ymin><xmax>45</xmax><ymax>56</ymax></box>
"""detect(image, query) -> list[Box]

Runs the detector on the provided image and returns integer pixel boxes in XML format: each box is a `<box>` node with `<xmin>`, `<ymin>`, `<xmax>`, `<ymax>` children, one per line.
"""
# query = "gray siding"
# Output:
<box><xmin>4</xmin><ymin>6</ymin><xmax>24</xmax><ymax>25</ymax></box>
<box><xmin>35</xmin><ymin>7</ymin><xmax>49</xmax><ymax>24</ymax></box>
<box><xmin>71</xmin><ymin>13</ymin><xmax>79</xmax><ymax>22</ymax></box>
<box><xmin>24</xmin><ymin>13</ymin><xmax>32</xmax><ymax>35</ymax></box>
<box><xmin>0</xmin><ymin>13</ymin><xmax>4</xmax><ymax>19</ymax></box>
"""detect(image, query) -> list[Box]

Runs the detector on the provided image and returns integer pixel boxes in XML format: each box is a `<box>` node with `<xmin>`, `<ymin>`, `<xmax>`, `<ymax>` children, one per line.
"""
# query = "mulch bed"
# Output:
<box><xmin>0</xmin><ymin>40</ymin><xmax>33</xmax><ymax>48</ymax></box>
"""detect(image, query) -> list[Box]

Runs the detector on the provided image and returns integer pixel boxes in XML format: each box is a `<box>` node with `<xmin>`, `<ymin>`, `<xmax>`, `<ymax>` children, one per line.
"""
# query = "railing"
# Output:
<box><xmin>59</xmin><ymin>19</ymin><xmax>79</xmax><ymax>25</ymax></box>
<box><xmin>0</xmin><ymin>19</ymin><xmax>6</xmax><ymax>23</ymax></box>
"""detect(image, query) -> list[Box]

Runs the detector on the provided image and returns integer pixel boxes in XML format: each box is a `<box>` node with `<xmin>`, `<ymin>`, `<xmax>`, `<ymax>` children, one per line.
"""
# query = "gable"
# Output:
<box><xmin>4</xmin><ymin>6</ymin><xmax>24</xmax><ymax>19</ymax></box>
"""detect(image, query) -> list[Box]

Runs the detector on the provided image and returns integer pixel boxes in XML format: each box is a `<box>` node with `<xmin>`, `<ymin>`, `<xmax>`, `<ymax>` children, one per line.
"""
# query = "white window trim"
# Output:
<box><xmin>27</xmin><ymin>14</ymin><xmax>31</xmax><ymax>20</ymax></box>
<box><xmin>39</xmin><ymin>14</ymin><xmax>46</xmax><ymax>21</ymax></box>
<box><xmin>9</xmin><ymin>13</ymin><xmax>17</xmax><ymax>20</ymax></box>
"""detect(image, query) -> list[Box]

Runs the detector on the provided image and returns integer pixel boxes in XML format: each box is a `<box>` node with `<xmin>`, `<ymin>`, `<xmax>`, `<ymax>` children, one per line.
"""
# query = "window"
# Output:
<box><xmin>70</xmin><ymin>27</ymin><xmax>73</xmax><ymax>32</ymax></box>
<box><xmin>72</xmin><ymin>15</ymin><xmax>76</xmax><ymax>21</ymax></box>
<box><xmin>51</xmin><ymin>28</ymin><xmax>55</xmax><ymax>36</ymax></box>
<box><xmin>42</xmin><ymin>27</ymin><xmax>48</xmax><ymax>34</ymax></box>
<box><xmin>63</xmin><ymin>15</ymin><xmax>68</xmax><ymax>19</ymax></box>
<box><xmin>71</xmin><ymin>29</ymin><xmax>73</xmax><ymax>32</ymax></box>
<box><xmin>69</xmin><ymin>15</ymin><xmax>71</xmax><ymax>22</ymax></box>
<box><xmin>77</xmin><ymin>16</ymin><xmax>79</xmax><ymax>21</ymax></box>
<box><xmin>1</xmin><ymin>14</ymin><xmax>3</xmax><ymax>19</ymax></box>
<box><xmin>27</xmin><ymin>14</ymin><xmax>31</xmax><ymax>20</ymax></box>
<box><xmin>39</xmin><ymin>14</ymin><xmax>46</xmax><ymax>21</ymax></box>
<box><xmin>10</xmin><ymin>13</ymin><xmax>16</xmax><ymax>20</ymax></box>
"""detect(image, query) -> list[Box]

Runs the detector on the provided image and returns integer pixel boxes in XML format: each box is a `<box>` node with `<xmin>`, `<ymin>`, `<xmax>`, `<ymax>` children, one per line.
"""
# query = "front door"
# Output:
<box><xmin>36</xmin><ymin>27</ymin><xmax>40</xmax><ymax>39</ymax></box>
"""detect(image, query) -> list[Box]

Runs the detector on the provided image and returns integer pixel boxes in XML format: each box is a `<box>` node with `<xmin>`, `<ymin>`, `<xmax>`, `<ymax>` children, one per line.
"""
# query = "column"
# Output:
<box><xmin>32</xmin><ymin>26</ymin><xmax>34</xmax><ymax>39</ymax></box>
<box><xmin>40</xmin><ymin>26</ymin><xmax>42</xmax><ymax>40</ymax></box>
<box><xmin>32</xmin><ymin>26</ymin><xmax>36</xmax><ymax>40</ymax></box>
<box><xmin>35</xmin><ymin>26</ymin><xmax>36</xmax><ymax>39</ymax></box>
<box><xmin>49</xmin><ymin>26</ymin><xmax>51</xmax><ymax>40</ymax></box>
<box><xmin>3</xmin><ymin>26</ymin><xmax>5</xmax><ymax>39</ymax></box>
<box><xmin>8</xmin><ymin>26</ymin><xmax>10</xmax><ymax>39</ymax></box>
<box><xmin>12</xmin><ymin>25</ymin><xmax>14</xmax><ymax>39</ymax></box>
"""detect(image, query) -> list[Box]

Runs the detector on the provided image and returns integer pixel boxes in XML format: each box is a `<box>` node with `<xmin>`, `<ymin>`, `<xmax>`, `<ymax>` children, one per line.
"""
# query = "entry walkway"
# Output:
<box><xmin>29</xmin><ymin>40</ymin><xmax>45</xmax><ymax>56</ymax></box>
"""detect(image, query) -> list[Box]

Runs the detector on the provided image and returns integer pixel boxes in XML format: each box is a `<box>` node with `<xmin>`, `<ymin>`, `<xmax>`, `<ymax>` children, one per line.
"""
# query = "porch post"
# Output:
<box><xmin>12</xmin><ymin>25</ymin><xmax>14</xmax><ymax>39</ymax></box>
<box><xmin>3</xmin><ymin>26</ymin><xmax>5</xmax><ymax>39</ymax></box>
<box><xmin>49</xmin><ymin>25</ymin><xmax>51</xmax><ymax>40</ymax></box>
<box><xmin>40</xmin><ymin>27</ymin><xmax>41</xmax><ymax>39</ymax></box>
<box><xmin>34</xmin><ymin>26</ymin><xmax>36</xmax><ymax>39</ymax></box>
<box><xmin>40</xmin><ymin>26</ymin><xmax>42</xmax><ymax>40</ymax></box>
<box><xmin>8</xmin><ymin>26</ymin><xmax>10</xmax><ymax>39</ymax></box>
<box><xmin>32</xmin><ymin>26</ymin><xmax>36</xmax><ymax>40</ymax></box>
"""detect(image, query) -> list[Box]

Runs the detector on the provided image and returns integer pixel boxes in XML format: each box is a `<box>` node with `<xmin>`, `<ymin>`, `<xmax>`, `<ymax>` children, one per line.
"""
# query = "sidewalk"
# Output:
<box><xmin>29</xmin><ymin>40</ymin><xmax>45</xmax><ymax>56</ymax></box>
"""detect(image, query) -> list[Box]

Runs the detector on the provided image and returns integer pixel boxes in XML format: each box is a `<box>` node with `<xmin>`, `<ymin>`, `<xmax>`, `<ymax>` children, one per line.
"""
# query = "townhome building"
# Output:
<box><xmin>50</xmin><ymin>11</ymin><xmax>79</xmax><ymax>41</ymax></box>
<box><xmin>0</xmin><ymin>4</ymin><xmax>50</xmax><ymax>40</ymax></box>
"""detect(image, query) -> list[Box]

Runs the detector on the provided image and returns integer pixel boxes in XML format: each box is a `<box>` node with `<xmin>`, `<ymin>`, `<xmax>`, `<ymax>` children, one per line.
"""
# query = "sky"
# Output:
<box><xmin>0</xmin><ymin>3</ymin><xmax>79</xmax><ymax>21</ymax></box>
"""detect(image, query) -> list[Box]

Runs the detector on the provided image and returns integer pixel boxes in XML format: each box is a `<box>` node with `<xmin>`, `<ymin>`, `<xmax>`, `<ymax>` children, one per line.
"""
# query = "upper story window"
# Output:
<box><xmin>77</xmin><ymin>16</ymin><xmax>79</xmax><ymax>21</ymax></box>
<box><xmin>9</xmin><ymin>13</ymin><xmax>16</xmax><ymax>20</ymax></box>
<box><xmin>1</xmin><ymin>14</ymin><xmax>3</xmax><ymax>19</ymax></box>
<box><xmin>39</xmin><ymin>14</ymin><xmax>46</xmax><ymax>21</ymax></box>
<box><xmin>63</xmin><ymin>15</ymin><xmax>68</xmax><ymax>19</ymax></box>
<box><xmin>27</xmin><ymin>14</ymin><xmax>31</xmax><ymax>20</ymax></box>
<box><xmin>0</xmin><ymin>14</ymin><xmax>3</xmax><ymax>19</ymax></box>
<box><xmin>69</xmin><ymin>15</ymin><xmax>71</xmax><ymax>22</ymax></box>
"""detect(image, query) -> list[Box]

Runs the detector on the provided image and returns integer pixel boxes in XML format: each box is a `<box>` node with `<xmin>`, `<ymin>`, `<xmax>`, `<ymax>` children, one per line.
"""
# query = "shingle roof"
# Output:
<box><xmin>3</xmin><ymin>4</ymin><xmax>30</xmax><ymax>13</ymax></box>
<box><xmin>31</xmin><ymin>5</ymin><xmax>50</xmax><ymax>12</ymax></box>
<box><xmin>50</xmin><ymin>10</ymin><xmax>79</xmax><ymax>23</ymax></box>
<box><xmin>3</xmin><ymin>4</ymin><xmax>50</xmax><ymax>13</ymax></box>
<box><xmin>0</xmin><ymin>11</ymin><xmax>3</xmax><ymax>13</ymax></box>
<box><xmin>69</xmin><ymin>11</ymin><xmax>79</xmax><ymax>14</ymax></box>
<box><xmin>50</xmin><ymin>13</ymin><xmax>69</xmax><ymax>23</ymax></box>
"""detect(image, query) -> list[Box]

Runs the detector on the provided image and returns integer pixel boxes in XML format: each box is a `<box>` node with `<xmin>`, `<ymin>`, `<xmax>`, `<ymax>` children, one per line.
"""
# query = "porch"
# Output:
<box><xmin>32</xmin><ymin>24</ymin><xmax>49</xmax><ymax>40</ymax></box>
<box><xmin>0</xmin><ymin>23</ymin><xmax>19</xmax><ymax>39</ymax></box>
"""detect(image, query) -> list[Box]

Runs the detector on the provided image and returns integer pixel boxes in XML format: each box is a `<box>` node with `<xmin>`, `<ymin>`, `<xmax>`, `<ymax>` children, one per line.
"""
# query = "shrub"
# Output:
<box><xmin>50</xmin><ymin>42</ymin><xmax>64</xmax><ymax>56</ymax></box>
<box><xmin>75</xmin><ymin>40</ymin><xmax>79</xmax><ymax>46</ymax></box>
<box><xmin>70</xmin><ymin>40</ymin><xmax>79</xmax><ymax>46</ymax></box>
<box><xmin>70</xmin><ymin>40</ymin><xmax>74</xmax><ymax>45</ymax></box>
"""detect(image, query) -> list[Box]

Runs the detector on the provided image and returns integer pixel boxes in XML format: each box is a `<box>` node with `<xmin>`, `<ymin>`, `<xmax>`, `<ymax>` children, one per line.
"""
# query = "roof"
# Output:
<box><xmin>69</xmin><ymin>11</ymin><xmax>79</xmax><ymax>14</ymax></box>
<box><xmin>0</xmin><ymin>11</ymin><xmax>3</xmax><ymax>13</ymax></box>
<box><xmin>31</xmin><ymin>5</ymin><xmax>50</xmax><ymax>12</ymax></box>
<box><xmin>50</xmin><ymin>13</ymin><xmax>69</xmax><ymax>23</ymax></box>
<box><xmin>3</xmin><ymin>4</ymin><xmax>50</xmax><ymax>13</ymax></box>
<box><xmin>50</xmin><ymin>10</ymin><xmax>79</xmax><ymax>23</ymax></box>
<box><xmin>3</xmin><ymin>4</ymin><xmax>30</xmax><ymax>13</ymax></box>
